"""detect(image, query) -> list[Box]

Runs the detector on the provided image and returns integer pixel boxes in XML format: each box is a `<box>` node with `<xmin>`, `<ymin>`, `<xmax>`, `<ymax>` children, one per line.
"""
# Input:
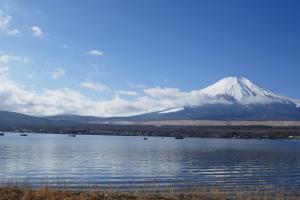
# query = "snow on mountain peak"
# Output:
<box><xmin>201</xmin><ymin>76</ymin><xmax>276</xmax><ymax>101</ymax></box>
<box><xmin>199</xmin><ymin>76</ymin><xmax>300</xmax><ymax>106</ymax></box>
<box><xmin>159</xmin><ymin>107</ymin><xmax>184</xmax><ymax>114</ymax></box>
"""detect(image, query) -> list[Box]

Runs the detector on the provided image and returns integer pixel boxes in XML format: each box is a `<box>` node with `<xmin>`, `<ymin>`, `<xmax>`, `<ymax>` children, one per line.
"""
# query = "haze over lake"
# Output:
<box><xmin>1</xmin><ymin>133</ymin><xmax>300</xmax><ymax>190</ymax></box>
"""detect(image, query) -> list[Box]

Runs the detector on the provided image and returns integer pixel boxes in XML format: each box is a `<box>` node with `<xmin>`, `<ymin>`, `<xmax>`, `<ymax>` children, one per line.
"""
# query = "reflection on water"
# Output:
<box><xmin>0</xmin><ymin>133</ymin><xmax>300</xmax><ymax>189</ymax></box>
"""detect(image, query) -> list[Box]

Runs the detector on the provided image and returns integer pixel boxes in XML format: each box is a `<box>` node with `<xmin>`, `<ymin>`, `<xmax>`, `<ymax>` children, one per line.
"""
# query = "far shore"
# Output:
<box><xmin>2</xmin><ymin>121</ymin><xmax>300</xmax><ymax>140</ymax></box>
<box><xmin>110</xmin><ymin>120</ymin><xmax>300</xmax><ymax>126</ymax></box>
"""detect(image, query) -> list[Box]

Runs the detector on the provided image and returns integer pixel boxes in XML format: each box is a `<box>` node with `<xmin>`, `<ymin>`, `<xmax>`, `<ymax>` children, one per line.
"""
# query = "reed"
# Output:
<box><xmin>0</xmin><ymin>185</ymin><xmax>299</xmax><ymax>200</ymax></box>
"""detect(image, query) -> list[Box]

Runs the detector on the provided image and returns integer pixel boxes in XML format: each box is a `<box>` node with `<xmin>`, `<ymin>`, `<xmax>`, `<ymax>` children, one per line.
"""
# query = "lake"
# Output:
<box><xmin>0</xmin><ymin>133</ymin><xmax>300</xmax><ymax>190</ymax></box>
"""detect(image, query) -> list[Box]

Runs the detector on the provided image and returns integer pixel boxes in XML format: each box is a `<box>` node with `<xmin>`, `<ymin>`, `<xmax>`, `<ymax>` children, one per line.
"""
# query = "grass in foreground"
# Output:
<box><xmin>0</xmin><ymin>186</ymin><xmax>299</xmax><ymax>200</ymax></box>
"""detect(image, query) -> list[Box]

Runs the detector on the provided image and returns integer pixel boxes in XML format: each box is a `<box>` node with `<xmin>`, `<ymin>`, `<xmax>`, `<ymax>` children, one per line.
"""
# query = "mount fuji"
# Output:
<box><xmin>200</xmin><ymin>77</ymin><xmax>299</xmax><ymax>106</ymax></box>
<box><xmin>1</xmin><ymin>76</ymin><xmax>300</xmax><ymax>128</ymax></box>
<box><xmin>125</xmin><ymin>77</ymin><xmax>300</xmax><ymax>121</ymax></box>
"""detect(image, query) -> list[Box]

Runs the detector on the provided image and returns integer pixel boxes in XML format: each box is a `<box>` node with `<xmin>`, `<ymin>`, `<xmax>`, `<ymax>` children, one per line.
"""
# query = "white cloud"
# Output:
<box><xmin>0</xmin><ymin>61</ymin><xmax>199</xmax><ymax>116</ymax></box>
<box><xmin>7</xmin><ymin>28</ymin><xmax>19</xmax><ymax>35</ymax></box>
<box><xmin>0</xmin><ymin>52</ymin><xmax>231</xmax><ymax>117</ymax></box>
<box><xmin>0</xmin><ymin>78</ymin><xmax>90</xmax><ymax>116</ymax></box>
<box><xmin>2</xmin><ymin>74</ymin><xmax>234</xmax><ymax>116</ymax></box>
<box><xmin>80</xmin><ymin>81</ymin><xmax>108</xmax><ymax>92</ymax></box>
<box><xmin>116</xmin><ymin>90</ymin><xmax>139</xmax><ymax>97</ymax></box>
<box><xmin>0</xmin><ymin>53</ymin><xmax>26</xmax><ymax>64</ymax></box>
<box><xmin>0</xmin><ymin>53</ymin><xmax>28</xmax><ymax>77</ymax></box>
<box><xmin>141</xmin><ymin>86</ymin><xmax>229</xmax><ymax>110</ymax></box>
<box><xmin>144</xmin><ymin>87</ymin><xmax>183</xmax><ymax>99</ymax></box>
<box><xmin>31</xmin><ymin>26</ymin><xmax>43</xmax><ymax>37</ymax></box>
<box><xmin>52</xmin><ymin>68</ymin><xmax>65</xmax><ymax>80</ymax></box>
<box><xmin>88</xmin><ymin>50</ymin><xmax>103</xmax><ymax>57</ymax></box>
<box><xmin>0</xmin><ymin>75</ymin><xmax>228</xmax><ymax>117</ymax></box>
<box><xmin>0</xmin><ymin>10</ymin><xmax>11</xmax><ymax>31</ymax></box>
<box><xmin>0</xmin><ymin>76</ymin><xmax>138</xmax><ymax>116</ymax></box>
<box><xmin>0</xmin><ymin>66</ymin><xmax>9</xmax><ymax>77</ymax></box>
<box><xmin>0</xmin><ymin>10</ymin><xmax>20</xmax><ymax>36</ymax></box>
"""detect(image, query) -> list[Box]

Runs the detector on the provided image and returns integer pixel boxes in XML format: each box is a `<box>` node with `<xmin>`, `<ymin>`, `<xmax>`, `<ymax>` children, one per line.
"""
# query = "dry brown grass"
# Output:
<box><xmin>0</xmin><ymin>186</ymin><xmax>299</xmax><ymax>200</ymax></box>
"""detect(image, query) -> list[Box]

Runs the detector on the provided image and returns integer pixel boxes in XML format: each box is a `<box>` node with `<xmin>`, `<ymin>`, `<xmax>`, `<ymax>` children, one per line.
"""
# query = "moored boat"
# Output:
<box><xmin>68</xmin><ymin>134</ymin><xmax>76</xmax><ymax>137</ymax></box>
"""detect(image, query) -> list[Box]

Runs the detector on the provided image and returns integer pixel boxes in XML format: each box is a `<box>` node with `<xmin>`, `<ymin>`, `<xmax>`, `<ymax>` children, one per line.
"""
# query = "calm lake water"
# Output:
<box><xmin>1</xmin><ymin>133</ymin><xmax>300</xmax><ymax>189</ymax></box>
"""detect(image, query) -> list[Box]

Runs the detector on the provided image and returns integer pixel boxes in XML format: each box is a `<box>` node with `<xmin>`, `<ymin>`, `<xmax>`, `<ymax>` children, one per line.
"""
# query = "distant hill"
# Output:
<box><xmin>45</xmin><ymin>114</ymin><xmax>105</xmax><ymax>123</ymax></box>
<box><xmin>0</xmin><ymin>111</ymin><xmax>53</xmax><ymax>127</ymax></box>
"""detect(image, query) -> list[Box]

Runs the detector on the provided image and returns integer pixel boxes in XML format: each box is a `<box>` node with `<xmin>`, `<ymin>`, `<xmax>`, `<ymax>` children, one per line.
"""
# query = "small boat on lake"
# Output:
<box><xmin>68</xmin><ymin>134</ymin><xmax>76</xmax><ymax>137</ymax></box>
<box><xmin>0</xmin><ymin>132</ymin><xmax>4</xmax><ymax>136</ymax></box>
<box><xmin>143</xmin><ymin>137</ymin><xmax>148</xmax><ymax>140</ymax></box>
<box><xmin>175</xmin><ymin>136</ymin><xmax>184</xmax><ymax>139</ymax></box>
<box><xmin>20</xmin><ymin>134</ymin><xmax>28</xmax><ymax>136</ymax></box>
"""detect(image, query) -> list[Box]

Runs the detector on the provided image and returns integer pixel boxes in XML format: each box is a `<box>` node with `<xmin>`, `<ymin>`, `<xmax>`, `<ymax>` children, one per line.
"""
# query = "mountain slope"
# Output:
<box><xmin>121</xmin><ymin>77</ymin><xmax>300</xmax><ymax>121</ymax></box>
<box><xmin>0</xmin><ymin>111</ymin><xmax>53</xmax><ymax>127</ymax></box>
<box><xmin>128</xmin><ymin>102</ymin><xmax>300</xmax><ymax>121</ymax></box>
<box><xmin>46</xmin><ymin>114</ymin><xmax>105</xmax><ymax>123</ymax></box>
<box><xmin>200</xmin><ymin>77</ymin><xmax>298</xmax><ymax>106</ymax></box>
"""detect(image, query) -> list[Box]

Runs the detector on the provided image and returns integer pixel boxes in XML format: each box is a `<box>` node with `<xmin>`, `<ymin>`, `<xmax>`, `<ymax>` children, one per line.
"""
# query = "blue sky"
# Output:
<box><xmin>0</xmin><ymin>0</ymin><xmax>299</xmax><ymax>116</ymax></box>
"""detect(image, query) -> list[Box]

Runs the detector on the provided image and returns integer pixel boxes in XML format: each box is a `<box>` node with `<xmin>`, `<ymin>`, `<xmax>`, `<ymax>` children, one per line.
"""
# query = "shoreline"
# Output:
<box><xmin>0</xmin><ymin>185</ymin><xmax>299</xmax><ymax>200</ymax></box>
<box><xmin>2</xmin><ymin>125</ymin><xmax>300</xmax><ymax>140</ymax></box>
<box><xmin>1</xmin><ymin>120</ymin><xmax>300</xmax><ymax>140</ymax></box>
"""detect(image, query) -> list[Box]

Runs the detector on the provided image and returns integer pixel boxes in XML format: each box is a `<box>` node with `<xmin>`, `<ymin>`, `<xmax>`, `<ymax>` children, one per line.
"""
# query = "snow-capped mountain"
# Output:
<box><xmin>201</xmin><ymin>77</ymin><xmax>275</xmax><ymax>100</ymax></box>
<box><xmin>200</xmin><ymin>77</ymin><xmax>299</xmax><ymax>106</ymax></box>
<box><xmin>131</xmin><ymin>77</ymin><xmax>300</xmax><ymax>121</ymax></box>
